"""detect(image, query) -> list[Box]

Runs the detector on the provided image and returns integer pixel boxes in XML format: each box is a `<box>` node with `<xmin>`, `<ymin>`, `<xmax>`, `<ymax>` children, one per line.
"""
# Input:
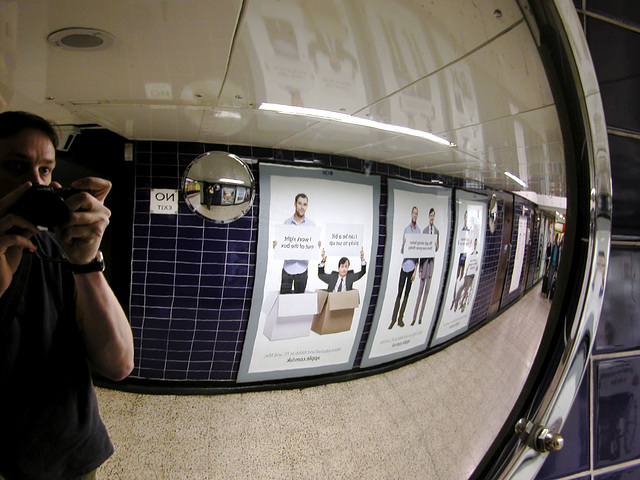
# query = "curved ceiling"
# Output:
<box><xmin>1</xmin><ymin>0</ymin><xmax>565</xmax><ymax>198</ymax></box>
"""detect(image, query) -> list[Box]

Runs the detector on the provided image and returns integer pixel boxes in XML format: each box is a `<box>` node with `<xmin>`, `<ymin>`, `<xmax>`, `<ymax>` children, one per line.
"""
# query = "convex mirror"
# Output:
<box><xmin>182</xmin><ymin>151</ymin><xmax>255</xmax><ymax>223</ymax></box>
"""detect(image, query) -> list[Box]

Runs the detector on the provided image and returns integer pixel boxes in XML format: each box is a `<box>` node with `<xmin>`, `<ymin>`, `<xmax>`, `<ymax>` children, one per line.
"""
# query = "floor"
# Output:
<box><xmin>96</xmin><ymin>286</ymin><xmax>550</xmax><ymax>480</ymax></box>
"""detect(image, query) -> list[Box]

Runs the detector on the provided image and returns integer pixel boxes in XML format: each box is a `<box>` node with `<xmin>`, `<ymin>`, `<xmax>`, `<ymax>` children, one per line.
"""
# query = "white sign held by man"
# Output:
<box><xmin>403</xmin><ymin>233</ymin><xmax>437</xmax><ymax>258</ymax></box>
<box><xmin>272</xmin><ymin>224</ymin><xmax>322</xmax><ymax>260</ymax></box>
<box><xmin>324</xmin><ymin>223</ymin><xmax>364</xmax><ymax>257</ymax></box>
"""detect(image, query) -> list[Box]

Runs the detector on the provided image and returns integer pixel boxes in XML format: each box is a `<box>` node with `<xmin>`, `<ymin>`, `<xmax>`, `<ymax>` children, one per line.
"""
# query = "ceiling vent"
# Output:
<box><xmin>47</xmin><ymin>28</ymin><xmax>116</xmax><ymax>51</ymax></box>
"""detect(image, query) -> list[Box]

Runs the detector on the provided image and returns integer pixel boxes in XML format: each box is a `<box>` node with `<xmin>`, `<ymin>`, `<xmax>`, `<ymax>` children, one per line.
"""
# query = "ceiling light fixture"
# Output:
<box><xmin>504</xmin><ymin>171</ymin><xmax>528</xmax><ymax>188</ymax></box>
<box><xmin>219</xmin><ymin>177</ymin><xmax>246</xmax><ymax>185</ymax></box>
<box><xmin>47</xmin><ymin>28</ymin><xmax>116</xmax><ymax>51</ymax></box>
<box><xmin>259</xmin><ymin>103</ymin><xmax>455</xmax><ymax>147</ymax></box>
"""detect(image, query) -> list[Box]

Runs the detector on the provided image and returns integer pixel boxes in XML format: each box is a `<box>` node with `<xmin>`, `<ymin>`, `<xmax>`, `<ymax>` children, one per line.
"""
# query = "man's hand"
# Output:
<box><xmin>0</xmin><ymin>182</ymin><xmax>40</xmax><ymax>295</ymax></box>
<box><xmin>56</xmin><ymin>177</ymin><xmax>112</xmax><ymax>265</ymax></box>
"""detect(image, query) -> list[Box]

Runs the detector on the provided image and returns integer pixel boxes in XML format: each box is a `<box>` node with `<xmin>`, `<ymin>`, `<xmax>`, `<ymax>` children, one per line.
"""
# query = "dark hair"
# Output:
<box><xmin>338</xmin><ymin>257</ymin><xmax>350</xmax><ymax>268</ymax></box>
<box><xmin>429</xmin><ymin>208</ymin><xmax>435</xmax><ymax>215</ymax></box>
<box><xmin>0</xmin><ymin>111</ymin><xmax>59</xmax><ymax>149</ymax></box>
<box><xmin>295</xmin><ymin>193</ymin><xmax>308</xmax><ymax>203</ymax></box>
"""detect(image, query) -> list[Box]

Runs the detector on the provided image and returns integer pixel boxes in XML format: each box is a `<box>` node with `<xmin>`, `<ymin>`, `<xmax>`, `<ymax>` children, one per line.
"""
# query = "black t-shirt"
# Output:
<box><xmin>0</xmin><ymin>232</ymin><xmax>113</xmax><ymax>480</ymax></box>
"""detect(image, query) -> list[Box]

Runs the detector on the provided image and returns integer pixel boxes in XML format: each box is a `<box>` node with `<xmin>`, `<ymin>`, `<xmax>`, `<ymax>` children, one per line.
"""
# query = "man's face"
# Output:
<box><xmin>338</xmin><ymin>260</ymin><xmax>349</xmax><ymax>277</ymax></box>
<box><xmin>295</xmin><ymin>196</ymin><xmax>308</xmax><ymax>218</ymax></box>
<box><xmin>411</xmin><ymin>207</ymin><xmax>418</xmax><ymax>224</ymax></box>
<box><xmin>0</xmin><ymin>128</ymin><xmax>56</xmax><ymax>198</ymax></box>
<box><xmin>429</xmin><ymin>211</ymin><xmax>435</xmax><ymax>226</ymax></box>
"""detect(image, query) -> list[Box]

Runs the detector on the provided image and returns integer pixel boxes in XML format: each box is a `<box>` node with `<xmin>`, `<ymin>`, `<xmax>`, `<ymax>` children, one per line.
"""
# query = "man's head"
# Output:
<box><xmin>411</xmin><ymin>206</ymin><xmax>418</xmax><ymax>225</ymax></box>
<box><xmin>338</xmin><ymin>257</ymin><xmax>350</xmax><ymax>277</ymax></box>
<box><xmin>0</xmin><ymin>111</ymin><xmax>59</xmax><ymax>198</ymax></box>
<box><xmin>429</xmin><ymin>208</ymin><xmax>435</xmax><ymax>226</ymax></box>
<box><xmin>294</xmin><ymin>193</ymin><xmax>308</xmax><ymax>219</ymax></box>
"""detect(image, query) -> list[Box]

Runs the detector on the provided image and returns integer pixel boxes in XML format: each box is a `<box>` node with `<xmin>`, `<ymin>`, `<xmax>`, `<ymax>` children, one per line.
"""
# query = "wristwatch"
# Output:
<box><xmin>64</xmin><ymin>250</ymin><xmax>105</xmax><ymax>274</ymax></box>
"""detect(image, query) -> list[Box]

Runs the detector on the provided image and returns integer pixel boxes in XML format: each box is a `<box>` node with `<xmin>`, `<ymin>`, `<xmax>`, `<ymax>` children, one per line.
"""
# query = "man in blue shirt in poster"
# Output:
<box><xmin>275</xmin><ymin>193</ymin><xmax>316</xmax><ymax>294</ymax></box>
<box><xmin>389</xmin><ymin>206</ymin><xmax>420</xmax><ymax>329</ymax></box>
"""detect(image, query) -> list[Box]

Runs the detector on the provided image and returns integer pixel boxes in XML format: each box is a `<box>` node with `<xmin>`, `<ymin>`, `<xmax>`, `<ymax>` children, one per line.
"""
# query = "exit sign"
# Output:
<box><xmin>150</xmin><ymin>189</ymin><xmax>179</xmax><ymax>215</ymax></box>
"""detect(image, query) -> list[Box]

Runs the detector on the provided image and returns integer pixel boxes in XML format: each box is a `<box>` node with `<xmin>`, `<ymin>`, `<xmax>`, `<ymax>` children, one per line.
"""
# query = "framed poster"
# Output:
<box><xmin>237</xmin><ymin>164</ymin><xmax>380</xmax><ymax>382</ymax></box>
<box><xmin>509</xmin><ymin>214</ymin><xmax>529</xmax><ymax>293</ymax></box>
<box><xmin>431</xmin><ymin>190</ymin><xmax>487</xmax><ymax>346</ymax></box>
<box><xmin>361</xmin><ymin>180</ymin><xmax>451</xmax><ymax>367</ymax></box>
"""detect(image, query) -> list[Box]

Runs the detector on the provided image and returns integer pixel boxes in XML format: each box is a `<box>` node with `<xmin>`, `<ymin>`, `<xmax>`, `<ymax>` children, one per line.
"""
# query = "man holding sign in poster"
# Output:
<box><xmin>318</xmin><ymin>248</ymin><xmax>366</xmax><ymax>292</ymax></box>
<box><xmin>389</xmin><ymin>206</ymin><xmax>420</xmax><ymax>329</ymax></box>
<box><xmin>412</xmin><ymin>208</ymin><xmax>440</xmax><ymax>325</ymax></box>
<box><xmin>273</xmin><ymin>193</ymin><xmax>319</xmax><ymax>294</ymax></box>
<box><xmin>455</xmin><ymin>210</ymin><xmax>471</xmax><ymax>281</ymax></box>
<box><xmin>452</xmin><ymin>238</ymin><xmax>480</xmax><ymax>312</ymax></box>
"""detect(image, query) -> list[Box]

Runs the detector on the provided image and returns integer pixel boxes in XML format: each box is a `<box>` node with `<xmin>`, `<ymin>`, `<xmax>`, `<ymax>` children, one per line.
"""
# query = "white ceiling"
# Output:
<box><xmin>0</xmin><ymin>0</ymin><xmax>566</xmax><ymax>197</ymax></box>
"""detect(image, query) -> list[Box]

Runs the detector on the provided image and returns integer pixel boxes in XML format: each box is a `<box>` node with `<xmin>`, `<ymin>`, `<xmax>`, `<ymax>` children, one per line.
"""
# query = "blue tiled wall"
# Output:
<box><xmin>131</xmin><ymin>142</ymin><xmax>260</xmax><ymax>380</ymax></box>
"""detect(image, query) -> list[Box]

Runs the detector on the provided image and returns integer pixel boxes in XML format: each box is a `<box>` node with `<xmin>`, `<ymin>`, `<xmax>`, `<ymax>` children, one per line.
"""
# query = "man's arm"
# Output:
<box><xmin>74</xmin><ymin>272</ymin><xmax>134</xmax><ymax>380</ymax></box>
<box><xmin>59</xmin><ymin>177</ymin><xmax>133</xmax><ymax>381</ymax></box>
<box><xmin>318</xmin><ymin>265</ymin><xmax>331</xmax><ymax>285</ymax></box>
<box><xmin>350</xmin><ymin>263</ymin><xmax>366</xmax><ymax>283</ymax></box>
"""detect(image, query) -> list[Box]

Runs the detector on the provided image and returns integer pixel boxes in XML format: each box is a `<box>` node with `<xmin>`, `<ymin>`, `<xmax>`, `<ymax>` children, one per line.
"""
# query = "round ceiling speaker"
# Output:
<box><xmin>47</xmin><ymin>28</ymin><xmax>116</xmax><ymax>51</ymax></box>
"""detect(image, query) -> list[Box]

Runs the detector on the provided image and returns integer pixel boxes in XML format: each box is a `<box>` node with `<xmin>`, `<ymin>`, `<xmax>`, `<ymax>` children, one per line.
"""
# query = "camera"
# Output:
<box><xmin>10</xmin><ymin>185</ymin><xmax>83</xmax><ymax>229</ymax></box>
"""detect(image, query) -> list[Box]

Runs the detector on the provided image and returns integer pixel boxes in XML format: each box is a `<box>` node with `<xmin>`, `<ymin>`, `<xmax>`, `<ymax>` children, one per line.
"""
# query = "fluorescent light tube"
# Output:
<box><xmin>504</xmin><ymin>171</ymin><xmax>528</xmax><ymax>188</ymax></box>
<box><xmin>219</xmin><ymin>178</ymin><xmax>246</xmax><ymax>185</ymax></box>
<box><xmin>259</xmin><ymin>103</ymin><xmax>455</xmax><ymax>147</ymax></box>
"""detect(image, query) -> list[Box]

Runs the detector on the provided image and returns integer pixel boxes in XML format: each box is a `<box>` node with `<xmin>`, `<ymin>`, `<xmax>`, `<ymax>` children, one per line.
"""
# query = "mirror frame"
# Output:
<box><xmin>473</xmin><ymin>0</ymin><xmax>611</xmax><ymax>478</ymax></box>
<box><xmin>181</xmin><ymin>151</ymin><xmax>256</xmax><ymax>224</ymax></box>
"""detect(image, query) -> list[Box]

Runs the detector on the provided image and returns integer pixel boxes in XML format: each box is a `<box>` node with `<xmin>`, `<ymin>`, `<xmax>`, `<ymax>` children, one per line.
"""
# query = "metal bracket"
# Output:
<box><xmin>515</xmin><ymin>418</ymin><xmax>564</xmax><ymax>453</ymax></box>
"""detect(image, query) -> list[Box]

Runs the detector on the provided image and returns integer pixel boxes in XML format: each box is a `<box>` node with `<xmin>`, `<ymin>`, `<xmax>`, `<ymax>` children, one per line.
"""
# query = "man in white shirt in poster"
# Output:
<box><xmin>274</xmin><ymin>193</ymin><xmax>316</xmax><ymax>294</ymax></box>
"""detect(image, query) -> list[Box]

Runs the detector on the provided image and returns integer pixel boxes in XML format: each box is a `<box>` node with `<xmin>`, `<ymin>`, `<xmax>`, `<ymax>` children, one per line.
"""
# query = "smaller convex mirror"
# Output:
<box><xmin>181</xmin><ymin>151</ymin><xmax>255</xmax><ymax>223</ymax></box>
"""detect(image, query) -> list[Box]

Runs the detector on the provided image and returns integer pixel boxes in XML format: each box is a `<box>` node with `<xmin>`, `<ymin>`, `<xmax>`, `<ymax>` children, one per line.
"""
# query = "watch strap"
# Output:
<box><xmin>64</xmin><ymin>251</ymin><xmax>105</xmax><ymax>274</ymax></box>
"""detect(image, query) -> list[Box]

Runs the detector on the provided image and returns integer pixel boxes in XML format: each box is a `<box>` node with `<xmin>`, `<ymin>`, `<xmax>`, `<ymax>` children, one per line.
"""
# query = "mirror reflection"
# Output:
<box><xmin>0</xmin><ymin>0</ymin><xmax>603</xmax><ymax>479</ymax></box>
<box><xmin>181</xmin><ymin>151</ymin><xmax>255</xmax><ymax>223</ymax></box>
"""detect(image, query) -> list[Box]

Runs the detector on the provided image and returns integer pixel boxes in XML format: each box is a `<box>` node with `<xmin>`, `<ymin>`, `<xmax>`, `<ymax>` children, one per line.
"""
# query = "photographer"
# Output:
<box><xmin>0</xmin><ymin>111</ymin><xmax>134</xmax><ymax>480</ymax></box>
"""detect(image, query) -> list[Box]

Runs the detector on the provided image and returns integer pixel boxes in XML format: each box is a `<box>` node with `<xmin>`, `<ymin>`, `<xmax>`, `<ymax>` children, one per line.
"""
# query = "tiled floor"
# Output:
<box><xmin>97</xmin><ymin>286</ymin><xmax>550</xmax><ymax>480</ymax></box>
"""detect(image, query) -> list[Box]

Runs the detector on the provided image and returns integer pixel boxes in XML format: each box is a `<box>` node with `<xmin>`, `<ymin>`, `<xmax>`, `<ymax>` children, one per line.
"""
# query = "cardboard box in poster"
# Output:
<box><xmin>263</xmin><ymin>292</ymin><xmax>318</xmax><ymax>341</ymax></box>
<box><xmin>312</xmin><ymin>289</ymin><xmax>360</xmax><ymax>335</ymax></box>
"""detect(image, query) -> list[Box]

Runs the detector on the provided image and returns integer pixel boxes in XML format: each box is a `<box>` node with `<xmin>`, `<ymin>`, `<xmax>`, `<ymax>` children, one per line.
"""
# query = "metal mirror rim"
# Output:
<box><xmin>181</xmin><ymin>151</ymin><xmax>255</xmax><ymax>224</ymax></box>
<box><xmin>482</xmin><ymin>0</ymin><xmax>612</xmax><ymax>478</ymax></box>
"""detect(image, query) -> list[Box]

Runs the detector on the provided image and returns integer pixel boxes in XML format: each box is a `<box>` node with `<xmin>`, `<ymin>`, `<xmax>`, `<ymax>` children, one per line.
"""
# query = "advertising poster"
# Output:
<box><xmin>509</xmin><ymin>215</ymin><xmax>529</xmax><ymax>293</ymax></box>
<box><xmin>361</xmin><ymin>180</ymin><xmax>451</xmax><ymax>367</ymax></box>
<box><xmin>237</xmin><ymin>165</ymin><xmax>379</xmax><ymax>382</ymax></box>
<box><xmin>431</xmin><ymin>191</ymin><xmax>487</xmax><ymax>346</ymax></box>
